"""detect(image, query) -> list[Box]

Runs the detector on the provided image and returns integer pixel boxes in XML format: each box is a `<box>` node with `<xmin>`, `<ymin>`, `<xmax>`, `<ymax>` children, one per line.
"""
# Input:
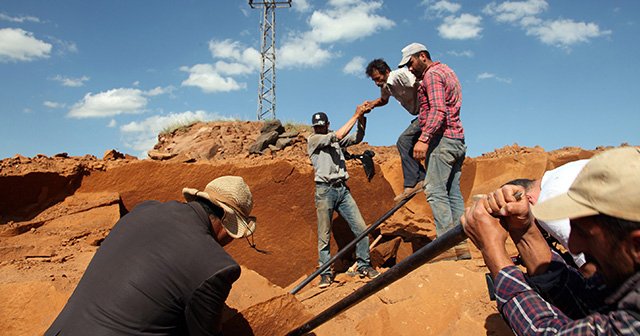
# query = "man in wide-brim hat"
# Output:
<box><xmin>46</xmin><ymin>175</ymin><xmax>257</xmax><ymax>336</ymax></box>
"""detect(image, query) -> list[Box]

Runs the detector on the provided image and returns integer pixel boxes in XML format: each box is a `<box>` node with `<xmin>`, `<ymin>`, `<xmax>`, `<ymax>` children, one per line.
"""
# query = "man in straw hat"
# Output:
<box><xmin>308</xmin><ymin>104</ymin><xmax>380</xmax><ymax>289</ymax></box>
<box><xmin>462</xmin><ymin>147</ymin><xmax>640</xmax><ymax>334</ymax></box>
<box><xmin>46</xmin><ymin>175</ymin><xmax>256</xmax><ymax>336</ymax></box>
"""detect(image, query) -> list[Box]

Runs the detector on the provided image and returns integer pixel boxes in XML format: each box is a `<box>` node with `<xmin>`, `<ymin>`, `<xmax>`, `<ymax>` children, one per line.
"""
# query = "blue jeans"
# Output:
<box><xmin>315</xmin><ymin>184</ymin><xmax>370</xmax><ymax>276</ymax></box>
<box><xmin>396</xmin><ymin>118</ymin><xmax>426</xmax><ymax>188</ymax></box>
<box><xmin>424</xmin><ymin>136</ymin><xmax>466</xmax><ymax>237</ymax></box>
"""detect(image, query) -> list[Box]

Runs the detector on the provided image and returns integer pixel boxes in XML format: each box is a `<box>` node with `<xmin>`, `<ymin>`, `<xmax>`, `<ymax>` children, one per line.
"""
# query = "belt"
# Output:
<box><xmin>316</xmin><ymin>180</ymin><xmax>346</xmax><ymax>188</ymax></box>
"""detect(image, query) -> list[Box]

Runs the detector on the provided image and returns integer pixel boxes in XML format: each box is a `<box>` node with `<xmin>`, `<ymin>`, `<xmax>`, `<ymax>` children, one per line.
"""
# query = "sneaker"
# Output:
<box><xmin>393</xmin><ymin>181</ymin><xmax>425</xmax><ymax>203</ymax></box>
<box><xmin>318</xmin><ymin>274</ymin><xmax>332</xmax><ymax>288</ymax></box>
<box><xmin>357</xmin><ymin>266</ymin><xmax>380</xmax><ymax>279</ymax></box>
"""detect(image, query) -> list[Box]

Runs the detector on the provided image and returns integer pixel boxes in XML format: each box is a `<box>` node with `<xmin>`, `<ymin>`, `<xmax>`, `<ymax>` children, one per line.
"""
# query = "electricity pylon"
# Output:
<box><xmin>249</xmin><ymin>0</ymin><xmax>291</xmax><ymax>120</ymax></box>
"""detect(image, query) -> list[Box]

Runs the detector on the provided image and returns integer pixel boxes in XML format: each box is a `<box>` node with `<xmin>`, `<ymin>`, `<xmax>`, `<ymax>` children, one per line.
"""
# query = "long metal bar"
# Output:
<box><xmin>286</xmin><ymin>224</ymin><xmax>467</xmax><ymax>336</ymax></box>
<box><xmin>289</xmin><ymin>191</ymin><xmax>419</xmax><ymax>295</ymax></box>
<box><xmin>287</xmin><ymin>191</ymin><xmax>524</xmax><ymax>335</ymax></box>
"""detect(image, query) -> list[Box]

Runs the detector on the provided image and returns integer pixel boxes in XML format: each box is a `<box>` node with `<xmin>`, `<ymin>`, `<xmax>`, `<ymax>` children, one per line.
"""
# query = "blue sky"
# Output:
<box><xmin>2</xmin><ymin>0</ymin><xmax>638</xmax><ymax>159</ymax></box>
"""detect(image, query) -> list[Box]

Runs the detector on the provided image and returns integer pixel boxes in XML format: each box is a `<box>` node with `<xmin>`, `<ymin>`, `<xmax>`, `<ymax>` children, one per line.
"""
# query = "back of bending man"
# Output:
<box><xmin>307</xmin><ymin>105</ymin><xmax>380</xmax><ymax>289</ymax></box>
<box><xmin>364</xmin><ymin>59</ymin><xmax>424</xmax><ymax>202</ymax></box>
<box><xmin>46</xmin><ymin>176</ymin><xmax>257</xmax><ymax>336</ymax></box>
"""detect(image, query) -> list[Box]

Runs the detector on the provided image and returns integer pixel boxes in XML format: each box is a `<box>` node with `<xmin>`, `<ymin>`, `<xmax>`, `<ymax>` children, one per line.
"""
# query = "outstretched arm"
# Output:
<box><xmin>363</xmin><ymin>96</ymin><xmax>389</xmax><ymax>112</ymax></box>
<box><xmin>335</xmin><ymin>104</ymin><xmax>367</xmax><ymax>140</ymax></box>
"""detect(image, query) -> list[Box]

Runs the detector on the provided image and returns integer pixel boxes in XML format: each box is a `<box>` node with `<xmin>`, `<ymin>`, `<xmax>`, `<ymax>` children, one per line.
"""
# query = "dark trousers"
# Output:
<box><xmin>396</xmin><ymin>118</ymin><xmax>426</xmax><ymax>188</ymax></box>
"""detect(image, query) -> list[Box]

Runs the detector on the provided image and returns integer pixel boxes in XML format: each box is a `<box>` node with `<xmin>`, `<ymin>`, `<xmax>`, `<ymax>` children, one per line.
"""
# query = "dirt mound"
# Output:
<box><xmin>0</xmin><ymin>120</ymin><xmax>616</xmax><ymax>335</ymax></box>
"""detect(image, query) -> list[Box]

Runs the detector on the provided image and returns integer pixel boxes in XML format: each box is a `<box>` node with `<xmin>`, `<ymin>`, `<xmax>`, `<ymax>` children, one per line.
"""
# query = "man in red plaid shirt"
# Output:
<box><xmin>398</xmin><ymin>42</ymin><xmax>470</xmax><ymax>259</ymax></box>
<box><xmin>462</xmin><ymin>147</ymin><xmax>640</xmax><ymax>335</ymax></box>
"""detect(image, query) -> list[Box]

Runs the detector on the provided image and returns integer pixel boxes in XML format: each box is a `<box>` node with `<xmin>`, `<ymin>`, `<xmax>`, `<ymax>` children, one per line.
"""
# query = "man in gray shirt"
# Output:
<box><xmin>308</xmin><ymin>106</ymin><xmax>379</xmax><ymax>288</ymax></box>
<box><xmin>364</xmin><ymin>59</ymin><xmax>424</xmax><ymax>202</ymax></box>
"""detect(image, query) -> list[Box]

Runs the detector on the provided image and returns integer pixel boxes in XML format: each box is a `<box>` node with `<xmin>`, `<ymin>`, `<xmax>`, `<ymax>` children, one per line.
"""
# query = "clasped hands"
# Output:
<box><xmin>462</xmin><ymin>185</ymin><xmax>532</xmax><ymax>252</ymax></box>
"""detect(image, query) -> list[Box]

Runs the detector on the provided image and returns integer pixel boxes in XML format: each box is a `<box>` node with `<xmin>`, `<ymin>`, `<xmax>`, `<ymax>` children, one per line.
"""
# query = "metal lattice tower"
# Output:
<box><xmin>249</xmin><ymin>0</ymin><xmax>291</xmax><ymax>120</ymax></box>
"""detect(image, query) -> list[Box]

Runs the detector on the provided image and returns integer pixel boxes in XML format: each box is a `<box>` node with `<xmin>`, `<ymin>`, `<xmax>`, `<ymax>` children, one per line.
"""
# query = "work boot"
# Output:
<box><xmin>455</xmin><ymin>242</ymin><xmax>472</xmax><ymax>261</ymax></box>
<box><xmin>357</xmin><ymin>265</ymin><xmax>380</xmax><ymax>279</ymax></box>
<box><xmin>393</xmin><ymin>181</ymin><xmax>425</xmax><ymax>203</ymax></box>
<box><xmin>318</xmin><ymin>274</ymin><xmax>332</xmax><ymax>288</ymax></box>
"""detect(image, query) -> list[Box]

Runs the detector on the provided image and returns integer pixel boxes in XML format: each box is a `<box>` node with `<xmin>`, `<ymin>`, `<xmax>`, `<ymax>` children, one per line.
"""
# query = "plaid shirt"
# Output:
<box><xmin>495</xmin><ymin>252</ymin><xmax>640</xmax><ymax>335</ymax></box>
<box><xmin>416</xmin><ymin>61</ymin><xmax>464</xmax><ymax>143</ymax></box>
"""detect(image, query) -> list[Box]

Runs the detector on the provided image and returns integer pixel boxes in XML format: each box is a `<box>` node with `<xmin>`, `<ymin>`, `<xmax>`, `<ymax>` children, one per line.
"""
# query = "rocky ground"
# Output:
<box><xmin>0</xmin><ymin>120</ymin><xmax>610</xmax><ymax>335</ymax></box>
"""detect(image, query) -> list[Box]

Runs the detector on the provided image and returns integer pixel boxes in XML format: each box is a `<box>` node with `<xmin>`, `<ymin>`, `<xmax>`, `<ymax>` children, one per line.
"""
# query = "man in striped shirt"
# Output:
<box><xmin>399</xmin><ymin>42</ymin><xmax>469</xmax><ymax>259</ymax></box>
<box><xmin>462</xmin><ymin>147</ymin><xmax>640</xmax><ymax>335</ymax></box>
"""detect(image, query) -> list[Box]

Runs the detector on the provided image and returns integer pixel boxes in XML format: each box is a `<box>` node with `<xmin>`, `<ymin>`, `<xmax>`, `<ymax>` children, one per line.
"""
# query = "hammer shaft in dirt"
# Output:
<box><xmin>289</xmin><ymin>190</ymin><xmax>419</xmax><ymax>295</ymax></box>
<box><xmin>286</xmin><ymin>224</ymin><xmax>467</xmax><ymax>336</ymax></box>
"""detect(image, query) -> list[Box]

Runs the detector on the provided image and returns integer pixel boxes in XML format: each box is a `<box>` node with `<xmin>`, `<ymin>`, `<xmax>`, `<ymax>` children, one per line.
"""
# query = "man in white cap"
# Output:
<box><xmin>362</xmin><ymin>59</ymin><xmax>424</xmax><ymax>202</ymax></box>
<box><xmin>308</xmin><ymin>105</ymin><xmax>380</xmax><ymax>289</ymax></box>
<box><xmin>462</xmin><ymin>147</ymin><xmax>640</xmax><ymax>335</ymax></box>
<box><xmin>398</xmin><ymin>42</ymin><xmax>468</xmax><ymax>259</ymax></box>
<box><xmin>46</xmin><ymin>176</ymin><xmax>256</xmax><ymax>336</ymax></box>
<box><xmin>502</xmin><ymin>159</ymin><xmax>597</xmax><ymax>277</ymax></box>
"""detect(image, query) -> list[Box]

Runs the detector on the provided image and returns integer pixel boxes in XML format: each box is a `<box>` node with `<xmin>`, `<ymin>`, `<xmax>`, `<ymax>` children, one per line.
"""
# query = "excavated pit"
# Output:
<box><xmin>0</xmin><ymin>119</ymin><xmax>610</xmax><ymax>335</ymax></box>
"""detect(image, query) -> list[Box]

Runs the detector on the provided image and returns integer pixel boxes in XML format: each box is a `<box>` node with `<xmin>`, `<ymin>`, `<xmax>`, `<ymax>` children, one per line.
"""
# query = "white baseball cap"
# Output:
<box><xmin>398</xmin><ymin>42</ymin><xmax>428</xmax><ymax>68</ymax></box>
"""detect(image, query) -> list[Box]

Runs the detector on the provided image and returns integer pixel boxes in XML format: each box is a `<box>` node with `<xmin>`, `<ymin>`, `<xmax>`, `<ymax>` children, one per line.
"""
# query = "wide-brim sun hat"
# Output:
<box><xmin>183</xmin><ymin>176</ymin><xmax>256</xmax><ymax>239</ymax></box>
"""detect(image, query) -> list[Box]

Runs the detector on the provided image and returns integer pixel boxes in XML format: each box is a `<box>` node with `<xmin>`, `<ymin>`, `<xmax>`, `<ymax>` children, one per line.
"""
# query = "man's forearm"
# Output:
<box><xmin>482</xmin><ymin>244</ymin><xmax>516</xmax><ymax>279</ymax></box>
<box><xmin>354</xmin><ymin>116</ymin><xmax>366</xmax><ymax>143</ymax></box>
<box><xmin>334</xmin><ymin>115</ymin><xmax>359</xmax><ymax>140</ymax></box>
<box><xmin>509</xmin><ymin>220</ymin><xmax>553</xmax><ymax>276</ymax></box>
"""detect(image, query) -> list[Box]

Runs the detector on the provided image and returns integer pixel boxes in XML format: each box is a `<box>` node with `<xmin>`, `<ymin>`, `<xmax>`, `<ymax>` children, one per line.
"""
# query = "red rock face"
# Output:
<box><xmin>0</xmin><ymin>120</ymin><xmax>609</xmax><ymax>336</ymax></box>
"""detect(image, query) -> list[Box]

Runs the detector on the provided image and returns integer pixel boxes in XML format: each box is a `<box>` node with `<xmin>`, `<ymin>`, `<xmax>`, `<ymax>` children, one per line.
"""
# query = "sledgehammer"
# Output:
<box><xmin>286</xmin><ymin>191</ymin><xmax>522</xmax><ymax>335</ymax></box>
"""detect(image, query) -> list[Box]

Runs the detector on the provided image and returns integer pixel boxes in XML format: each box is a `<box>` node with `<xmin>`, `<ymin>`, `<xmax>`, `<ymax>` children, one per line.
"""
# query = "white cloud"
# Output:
<box><xmin>307</xmin><ymin>1</ymin><xmax>394</xmax><ymax>44</ymax></box>
<box><xmin>279</xmin><ymin>37</ymin><xmax>334</xmax><ymax>68</ymax></box>
<box><xmin>120</xmin><ymin>110</ymin><xmax>233</xmax><ymax>156</ymax></box>
<box><xmin>484</xmin><ymin>0</ymin><xmax>610</xmax><ymax>48</ymax></box>
<box><xmin>526</xmin><ymin>19</ymin><xmax>611</xmax><ymax>48</ymax></box>
<box><xmin>438</xmin><ymin>14</ymin><xmax>483</xmax><ymax>39</ymax></box>
<box><xmin>214</xmin><ymin>60</ymin><xmax>254</xmax><ymax>76</ymax></box>
<box><xmin>180</xmin><ymin>40</ymin><xmax>258</xmax><ymax>93</ymax></box>
<box><xmin>68</xmin><ymin>88</ymin><xmax>148</xmax><ymax>118</ymax></box>
<box><xmin>0</xmin><ymin>28</ymin><xmax>51</xmax><ymax>62</ymax></box>
<box><xmin>208</xmin><ymin>39</ymin><xmax>260</xmax><ymax>69</ymax></box>
<box><xmin>51</xmin><ymin>75</ymin><xmax>90</xmax><ymax>87</ymax></box>
<box><xmin>278</xmin><ymin>0</ymin><xmax>393</xmax><ymax>68</ymax></box>
<box><xmin>209</xmin><ymin>39</ymin><xmax>243</xmax><ymax>60</ymax></box>
<box><xmin>343</xmin><ymin>56</ymin><xmax>366</xmax><ymax>76</ymax></box>
<box><xmin>477</xmin><ymin>72</ymin><xmax>512</xmax><ymax>84</ymax></box>
<box><xmin>293</xmin><ymin>0</ymin><xmax>312</xmax><ymax>12</ymax></box>
<box><xmin>146</xmin><ymin>86</ymin><xmax>175</xmax><ymax>96</ymax></box>
<box><xmin>483</xmin><ymin>0</ymin><xmax>548</xmax><ymax>24</ymax></box>
<box><xmin>43</xmin><ymin>101</ymin><xmax>64</xmax><ymax>109</ymax></box>
<box><xmin>182</xmin><ymin>1</ymin><xmax>393</xmax><ymax>88</ymax></box>
<box><xmin>447</xmin><ymin>50</ymin><xmax>474</xmax><ymax>57</ymax></box>
<box><xmin>429</xmin><ymin>0</ymin><xmax>461</xmax><ymax>16</ymax></box>
<box><xmin>0</xmin><ymin>13</ymin><xmax>41</xmax><ymax>23</ymax></box>
<box><xmin>181</xmin><ymin>64</ymin><xmax>246</xmax><ymax>93</ymax></box>
<box><xmin>107</xmin><ymin>119</ymin><xmax>117</xmax><ymax>128</ymax></box>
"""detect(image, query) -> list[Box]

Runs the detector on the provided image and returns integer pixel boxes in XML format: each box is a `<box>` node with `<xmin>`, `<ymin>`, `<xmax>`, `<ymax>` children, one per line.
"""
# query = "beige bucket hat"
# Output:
<box><xmin>532</xmin><ymin>147</ymin><xmax>640</xmax><ymax>222</ymax></box>
<box><xmin>183</xmin><ymin>176</ymin><xmax>256</xmax><ymax>239</ymax></box>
